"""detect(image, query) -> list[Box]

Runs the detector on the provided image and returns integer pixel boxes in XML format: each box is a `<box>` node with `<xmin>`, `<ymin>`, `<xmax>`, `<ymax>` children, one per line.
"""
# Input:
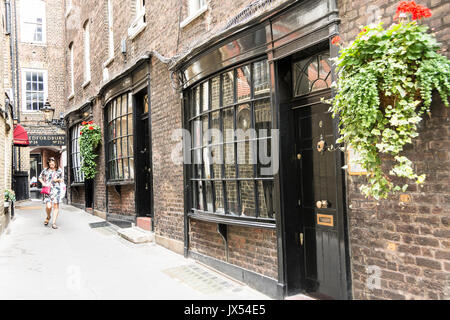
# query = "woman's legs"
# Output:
<box><xmin>45</xmin><ymin>201</ymin><xmax>52</xmax><ymax>221</ymax></box>
<box><xmin>52</xmin><ymin>203</ymin><xmax>59</xmax><ymax>227</ymax></box>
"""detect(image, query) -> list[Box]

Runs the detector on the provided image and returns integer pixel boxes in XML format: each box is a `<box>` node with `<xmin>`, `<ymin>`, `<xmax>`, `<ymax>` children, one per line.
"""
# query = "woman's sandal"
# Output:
<box><xmin>44</xmin><ymin>217</ymin><xmax>50</xmax><ymax>226</ymax></box>
<box><xmin>52</xmin><ymin>224</ymin><xmax>58</xmax><ymax>229</ymax></box>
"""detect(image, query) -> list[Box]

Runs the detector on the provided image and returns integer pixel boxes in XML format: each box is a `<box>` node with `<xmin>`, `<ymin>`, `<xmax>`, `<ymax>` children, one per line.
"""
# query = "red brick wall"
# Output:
<box><xmin>338</xmin><ymin>0</ymin><xmax>450</xmax><ymax>300</ymax></box>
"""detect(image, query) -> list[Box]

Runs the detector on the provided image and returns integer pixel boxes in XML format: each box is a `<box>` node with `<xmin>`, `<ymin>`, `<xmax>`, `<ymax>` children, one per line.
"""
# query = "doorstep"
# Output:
<box><xmin>117</xmin><ymin>227</ymin><xmax>155</xmax><ymax>244</ymax></box>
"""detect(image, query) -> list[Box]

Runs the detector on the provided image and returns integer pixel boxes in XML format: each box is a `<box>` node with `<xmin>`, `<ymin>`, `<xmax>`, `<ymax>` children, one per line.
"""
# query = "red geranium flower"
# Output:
<box><xmin>80</xmin><ymin>132</ymin><xmax>83</xmax><ymax>135</ymax></box>
<box><xmin>395</xmin><ymin>1</ymin><xmax>432</xmax><ymax>20</ymax></box>
<box><xmin>88</xmin><ymin>121</ymin><xmax>94</xmax><ymax>125</ymax></box>
<box><xmin>82</xmin><ymin>121</ymin><xmax>87</xmax><ymax>125</ymax></box>
<box><xmin>88</xmin><ymin>126</ymin><xmax>94</xmax><ymax>130</ymax></box>
<box><xmin>331</xmin><ymin>35</ymin><xmax>341</xmax><ymax>45</ymax></box>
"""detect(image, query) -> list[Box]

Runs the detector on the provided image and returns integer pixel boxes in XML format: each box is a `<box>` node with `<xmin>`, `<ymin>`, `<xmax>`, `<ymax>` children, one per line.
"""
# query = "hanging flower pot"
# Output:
<box><xmin>79</xmin><ymin>121</ymin><xmax>102</xmax><ymax>180</ymax></box>
<box><xmin>329</xmin><ymin>1</ymin><xmax>450</xmax><ymax>200</ymax></box>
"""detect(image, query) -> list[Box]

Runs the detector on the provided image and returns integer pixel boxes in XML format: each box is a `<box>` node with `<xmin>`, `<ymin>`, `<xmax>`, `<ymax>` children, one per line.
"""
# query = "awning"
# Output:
<box><xmin>13</xmin><ymin>124</ymin><xmax>30</xmax><ymax>146</ymax></box>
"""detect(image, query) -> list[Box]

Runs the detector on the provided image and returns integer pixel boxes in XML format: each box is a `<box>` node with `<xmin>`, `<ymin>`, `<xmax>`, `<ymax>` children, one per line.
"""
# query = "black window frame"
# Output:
<box><xmin>185</xmin><ymin>57</ymin><xmax>276</xmax><ymax>226</ymax></box>
<box><xmin>105</xmin><ymin>92</ymin><xmax>135</xmax><ymax>182</ymax></box>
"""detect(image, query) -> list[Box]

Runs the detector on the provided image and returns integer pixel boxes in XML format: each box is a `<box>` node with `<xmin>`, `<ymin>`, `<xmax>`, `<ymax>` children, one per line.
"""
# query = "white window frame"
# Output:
<box><xmin>20</xmin><ymin>0</ymin><xmax>46</xmax><ymax>44</ymax></box>
<box><xmin>68</xmin><ymin>42</ymin><xmax>74</xmax><ymax>99</ymax></box>
<box><xmin>21</xmin><ymin>68</ymin><xmax>48</xmax><ymax>113</ymax></box>
<box><xmin>180</xmin><ymin>0</ymin><xmax>207</xmax><ymax>28</ymax></box>
<box><xmin>65</xmin><ymin>0</ymin><xmax>73</xmax><ymax>18</ymax></box>
<box><xmin>128</xmin><ymin>0</ymin><xmax>146</xmax><ymax>39</ymax></box>
<box><xmin>82</xmin><ymin>21</ymin><xmax>91</xmax><ymax>87</ymax></box>
<box><xmin>71</xmin><ymin>123</ymin><xmax>85</xmax><ymax>183</ymax></box>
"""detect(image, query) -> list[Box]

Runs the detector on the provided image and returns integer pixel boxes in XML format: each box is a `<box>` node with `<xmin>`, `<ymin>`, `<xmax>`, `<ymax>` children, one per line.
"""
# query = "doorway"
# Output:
<box><xmin>278</xmin><ymin>47</ymin><xmax>350</xmax><ymax>299</ymax></box>
<box><xmin>134</xmin><ymin>90</ymin><xmax>153</xmax><ymax>218</ymax></box>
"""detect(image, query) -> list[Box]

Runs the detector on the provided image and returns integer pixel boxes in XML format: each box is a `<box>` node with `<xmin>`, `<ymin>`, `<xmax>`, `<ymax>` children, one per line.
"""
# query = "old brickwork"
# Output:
<box><xmin>64</xmin><ymin>0</ymin><xmax>279</xmax><ymax>279</ymax></box>
<box><xmin>0</xmin><ymin>0</ymin><xmax>14</xmax><ymax>236</ymax></box>
<box><xmin>338</xmin><ymin>0</ymin><xmax>450</xmax><ymax>300</ymax></box>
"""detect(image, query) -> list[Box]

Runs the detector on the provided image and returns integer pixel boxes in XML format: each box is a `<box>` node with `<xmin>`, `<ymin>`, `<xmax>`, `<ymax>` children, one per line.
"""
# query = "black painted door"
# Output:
<box><xmin>136</xmin><ymin>93</ymin><xmax>152</xmax><ymax>217</ymax></box>
<box><xmin>294</xmin><ymin>95</ymin><xmax>345</xmax><ymax>299</ymax></box>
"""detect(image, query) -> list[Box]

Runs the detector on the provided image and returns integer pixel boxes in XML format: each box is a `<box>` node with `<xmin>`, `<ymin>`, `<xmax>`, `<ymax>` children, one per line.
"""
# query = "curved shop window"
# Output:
<box><xmin>186</xmin><ymin>58</ymin><xmax>275</xmax><ymax>221</ymax></box>
<box><xmin>70</xmin><ymin>123</ymin><xmax>84</xmax><ymax>183</ymax></box>
<box><xmin>106</xmin><ymin>93</ymin><xmax>134</xmax><ymax>181</ymax></box>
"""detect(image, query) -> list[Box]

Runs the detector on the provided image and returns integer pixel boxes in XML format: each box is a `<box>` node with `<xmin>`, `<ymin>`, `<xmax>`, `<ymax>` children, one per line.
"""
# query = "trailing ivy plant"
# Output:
<box><xmin>330</xmin><ymin>1</ymin><xmax>450</xmax><ymax>199</ymax></box>
<box><xmin>79</xmin><ymin>121</ymin><xmax>102</xmax><ymax>180</ymax></box>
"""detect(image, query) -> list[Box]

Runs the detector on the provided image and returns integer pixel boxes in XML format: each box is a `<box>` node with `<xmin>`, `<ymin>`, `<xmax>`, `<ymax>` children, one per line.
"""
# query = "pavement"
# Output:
<box><xmin>0</xmin><ymin>200</ymin><xmax>271</xmax><ymax>300</ymax></box>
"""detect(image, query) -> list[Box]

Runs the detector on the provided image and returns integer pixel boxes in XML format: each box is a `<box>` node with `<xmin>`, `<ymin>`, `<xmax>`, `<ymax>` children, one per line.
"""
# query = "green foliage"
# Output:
<box><xmin>331</xmin><ymin>21</ymin><xmax>450</xmax><ymax>199</ymax></box>
<box><xmin>79</xmin><ymin>123</ymin><xmax>102</xmax><ymax>180</ymax></box>
<box><xmin>4</xmin><ymin>189</ymin><xmax>16</xmax><ymax>202</ymax></box>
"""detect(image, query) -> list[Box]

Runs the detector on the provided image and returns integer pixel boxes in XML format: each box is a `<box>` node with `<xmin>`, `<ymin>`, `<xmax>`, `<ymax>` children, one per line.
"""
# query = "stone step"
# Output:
<box><xmin>117</xmin><ymin>227</ymin><xmax>155</xmax><ymax>244</ymax></box>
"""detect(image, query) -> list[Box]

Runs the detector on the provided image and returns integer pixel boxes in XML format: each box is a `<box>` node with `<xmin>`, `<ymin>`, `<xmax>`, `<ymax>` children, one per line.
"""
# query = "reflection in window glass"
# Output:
<box><xmin>187</xmin><ymin>59</ymin><xmax>274</xmax><ymax>221</ymax></box>
<box><xmin>106</xmin><ymin>93</ymin><xmax>134</xmax><ymax>181</ymax></box>
<box><xmin>236</xmin><ymin>65</ymin><xmax>251</xmax><ymax>102</ymax></box>
<box><xmin>293</xmin><ymin>52</ymin><xmax>332</xmax><ymax>96</ymax></box>
<box><xmin>222</xmin><ymin>71</ymin><xmax>234</xmax><ymax>106</ymax></box>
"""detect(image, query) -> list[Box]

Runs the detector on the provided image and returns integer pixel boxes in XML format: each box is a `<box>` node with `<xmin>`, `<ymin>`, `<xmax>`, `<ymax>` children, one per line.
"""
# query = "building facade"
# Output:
<box><xmin>10</xmin><ymin>0</ymin><xmax>67</xmax><ymax>201</ymax></box>
<box><xmin>0</xmin><ymin>0</ymin><xmax>14</xmax><ymax>236</ymax></box>
<box><xmin>63</xmin><ymin>0</ymin><xmax>450</xmax><ymax>299</ymax></box>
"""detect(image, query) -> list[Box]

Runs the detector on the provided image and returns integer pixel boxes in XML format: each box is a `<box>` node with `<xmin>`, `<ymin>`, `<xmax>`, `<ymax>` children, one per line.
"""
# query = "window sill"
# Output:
<box><xmin>180</xmin><ymin>6</ymin><xmax>208</xmax><ymax>28</ymax></box>
<box><xmin>71</xmin><ymin>182</ymin><xmax>85</xmax><ymax>187</ymax></box>
<box><xmin>103</xmin><ymin>56</ymin><xmax>114</xmax><ymax>68</ymax></box>
<box><xmin>82</xmin><ymin>79</ymin><xmax>91</xmax><ymax>88</ymax></box>
<box><xmin>128</xmin><ymin>21</ymin><xmax>146</xmax><ymax>40</ymax></box>
<box><xmin>106</xmin><ymin>180</ymin><xmax>134</xmax><ymax>187</ymax></box>
<box><xmin>188</xmin><ymin>211</ymin><xmax>276</xmax><ymax>229</ymax></box>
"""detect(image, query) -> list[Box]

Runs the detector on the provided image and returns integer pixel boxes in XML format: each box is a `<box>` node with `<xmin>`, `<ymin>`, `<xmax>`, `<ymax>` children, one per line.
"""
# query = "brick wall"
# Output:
<box><xmin>338</xmin><ymin>0</ymin><xmax>450</xmax><ymax>300</ymax></box>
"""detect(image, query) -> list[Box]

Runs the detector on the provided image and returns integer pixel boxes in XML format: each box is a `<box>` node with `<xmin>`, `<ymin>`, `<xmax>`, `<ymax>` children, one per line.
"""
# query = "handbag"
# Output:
<box><xmin>40</xmin><ymin>171</ymin><xmax>55</xmax><ymax>195</ymax></box>
<box><xmin>41</xmin><ymin>186</ymin><xmax>51</xmax><ymax>195</ymax></box>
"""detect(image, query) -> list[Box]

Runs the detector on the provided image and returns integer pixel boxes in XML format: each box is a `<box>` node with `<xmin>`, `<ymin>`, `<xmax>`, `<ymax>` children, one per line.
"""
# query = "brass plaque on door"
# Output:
<box><xmin>317</xmin><ymin>214</ymin><xmax>334</xmax><ymax>227</ymax></box>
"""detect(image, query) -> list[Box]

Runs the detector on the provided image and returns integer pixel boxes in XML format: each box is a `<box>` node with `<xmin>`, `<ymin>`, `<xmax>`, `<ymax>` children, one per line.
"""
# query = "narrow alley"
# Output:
<box><xmin>0</xmin><ymin>201</ymin><xmax>270</xmax><ymax>300</ymax></box>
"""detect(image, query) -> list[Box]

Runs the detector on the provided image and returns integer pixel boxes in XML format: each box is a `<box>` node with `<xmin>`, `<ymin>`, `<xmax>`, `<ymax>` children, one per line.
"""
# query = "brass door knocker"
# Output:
<box><xmin>317</xmin><ymin>135</ymin><xmax>326</xmax><ymax>154</ymax></box>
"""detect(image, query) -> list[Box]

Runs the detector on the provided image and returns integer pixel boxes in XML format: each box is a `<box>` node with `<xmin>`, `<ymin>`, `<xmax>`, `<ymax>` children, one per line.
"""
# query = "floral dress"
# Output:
<box><xmin>39</xmin><ymin>168</ymin><xmax>63</xmax><ymax>204</ymax></box>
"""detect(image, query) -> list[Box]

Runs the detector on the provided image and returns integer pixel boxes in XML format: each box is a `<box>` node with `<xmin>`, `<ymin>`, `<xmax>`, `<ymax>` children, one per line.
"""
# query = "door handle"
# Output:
<box><xmin>299</xmin><ymin>232</ymin><xmax>304</xmax><ymax>246</ymax></box>
<box><xmin>316</xmin><ymin>200</ymin><xmax>330</xmax><ymax>209</ymax></box>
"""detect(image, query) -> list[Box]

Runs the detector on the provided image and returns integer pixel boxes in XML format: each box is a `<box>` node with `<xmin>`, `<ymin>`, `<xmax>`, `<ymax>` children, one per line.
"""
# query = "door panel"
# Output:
<box><xmin>295</xmin><ymin>100</ymin><xmax>343</xmax><ymax>299</ymax></box>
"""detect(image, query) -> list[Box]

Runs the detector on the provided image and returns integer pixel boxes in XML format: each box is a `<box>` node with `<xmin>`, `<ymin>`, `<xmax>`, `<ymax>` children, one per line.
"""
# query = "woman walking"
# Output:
<box><xmin>38</xmin><ymin>157</ymin><xmax>63</xmax><ymax>229</ymax></box>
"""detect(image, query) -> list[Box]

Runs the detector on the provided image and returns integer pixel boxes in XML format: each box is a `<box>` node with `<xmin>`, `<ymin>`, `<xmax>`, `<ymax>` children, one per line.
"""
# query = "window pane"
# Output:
<box><xmin>257</xmin><ymin>138</ymin><xmax>272</xmax><ymax>177</ymax></box>
<box><xmin>205</xmin><ymin>181</ymin><xmax>214</xmax><ymax>212</ymax></box>
<box><xmin>222</xmin><ymin>71</ymin><xmax>234</xmax><ymax>106</ymax></box>
<box><xmin>201</xmin><ymin>81</ymin><xmax>209</xmax><ymax>112</ymax></box>
<box><xmin>117</xmin><ymin>159</ymin><xmax>123</xmax><ymax>179</ymax></box>
<box><xmin>236</xmin><ymin>65</ymin><xmax>251</xmax><ymax>102</ymax></box>
<box><xmin>255</xmin><ymin>99</ymin><xmax>271</xmax><ymax>137</ymax></box>
<box><xmin>240</xmin><ymin>180</ymin><xmax>256</xmax><ymax>217</ymax></box>
<box><xmin>224</xmin><ymin>143</ymin><xmax>235</xmax><ymax>179</ymax></box>
<box><xmin>122</xmin><ymin>137</ymin><xmax>128</xmax><ymax>158</ymax></box>
<box><xmin>129</xmin><ymin>157</ymin><xmax>135</xmax><ymax>179</ymax></box>
<box><xmin>253</xmin><ymin>60</ymin><xmax>270</xmax><ymax>98</ymax></box>
<box><xmin>194</xmin><ymin>86</ymin><xmax>200</xmax><ymax>116</ymax></box>
<box><xmin>121</xmin><ymin>116</ymin><xmax>127</xmax><ymax>137</ymax></box>
<box><xmin>236</xmin><ymin>104</ymin><xmax>252</xmax><ymax>132</ymax></box>
<box><xmin>210</xmin><ymin>111</ymin><xmax>220</xmax><ymax>145</ymax></box>
<box><xmin>222</xmin><ymin>107</ymin><xmax>234</xmax><ymax>143</ymax></box>
<box><xmin>203</xmin><ymin>147</ymin><xmax>211</xmax><ymax>179</ymax></box>
<box><xmin>201</xmin><ymin>115</ymin><xmax>208</xmax><ymax>147</ymax></box>
<box><xmin>258</xmin><ymin>180</ymin><xmax>274</xmax><ymax>218</ymax></box>
<box><xmin>237</xmin><ymin>140</ymin><xmax>255</xmax><ymax>178</ymax></box>
<box><xmin>211</xmin><ymin>144</ymin><xmax>222</xmax><ymax>179</ymax></box>
<box><xmin>214</xmin><ymin>182</ymin><xmax>225</xmax><ymax>214</ymax></box>
<box><xmin>211</xmin><ymin>76</ymin><xmax>220</xmax><ymax>110</ymax></box>
<box><xmin>197</xmin><ymin>181</ymin><xmax>205</xmax><ymax>211</ymax></box>
<box><xmin>128</xmin><ymin>136</ymin><xmax>134</xmax><ymax>159</ymax></box>
<box><xmin>226</xmin><ymin>181</ymin><xmax>238</xmax><ymax>215</ymax></box>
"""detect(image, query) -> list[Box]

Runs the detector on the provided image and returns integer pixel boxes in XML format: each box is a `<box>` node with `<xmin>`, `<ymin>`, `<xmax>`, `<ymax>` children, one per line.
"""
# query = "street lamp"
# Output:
<box><xmin>41</xmin><ymin>99</ymin><xmax>65</xmax><ymax>128</ymax></box>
